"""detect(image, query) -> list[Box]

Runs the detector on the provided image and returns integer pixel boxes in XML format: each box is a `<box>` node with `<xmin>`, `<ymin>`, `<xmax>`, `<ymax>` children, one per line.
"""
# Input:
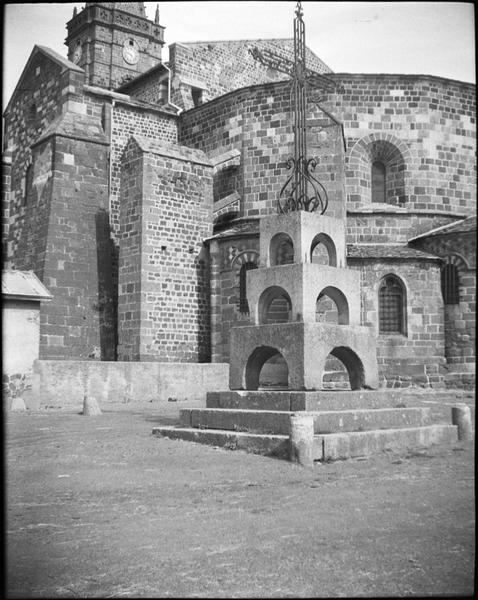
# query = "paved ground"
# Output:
<box><xmin>5</xmin><ymin>395</ymin><xmax>475</xmax><ymax>598</ymax></box>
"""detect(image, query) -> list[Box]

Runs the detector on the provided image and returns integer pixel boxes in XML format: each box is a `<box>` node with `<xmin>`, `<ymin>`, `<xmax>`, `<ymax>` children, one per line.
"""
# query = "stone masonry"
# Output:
<box><xmin>118</xmin><ymin>136</ymin><xmax>213</xmax><ymax>362</ymax></box>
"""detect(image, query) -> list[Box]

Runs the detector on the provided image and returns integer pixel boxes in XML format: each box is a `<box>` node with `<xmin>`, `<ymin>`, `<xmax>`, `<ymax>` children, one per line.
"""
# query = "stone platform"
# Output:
<box><xmin>152</xmin><ymin>390</ymin><xmax>458</xmax><ymax>462</ymax></box>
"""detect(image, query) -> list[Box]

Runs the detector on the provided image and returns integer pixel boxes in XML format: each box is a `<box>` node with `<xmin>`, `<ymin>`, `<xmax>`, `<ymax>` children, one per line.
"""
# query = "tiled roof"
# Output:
<box><xmin>346</xmin><ymin>244</ymin><xmax>441</xmax><ymax>261</ymax></box>
<box><xmin>408</xmin><ymin>216</ymin><xmax>476</xmax><ymax>241</ymax></box>
<box><xmin>2</xmin><ymin>270</ymin><xmax>52</xmax><ymax>301</ymax></box>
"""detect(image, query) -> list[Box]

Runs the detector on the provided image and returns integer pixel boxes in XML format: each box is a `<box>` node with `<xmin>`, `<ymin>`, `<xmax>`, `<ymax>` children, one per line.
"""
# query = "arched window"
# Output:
<box><xmin>441</xmin><ymin>263</ymin><xmax>460</xmax><ymax>304</ymax></box>
<box><xmin>239</xmin><ymin>261</ymin><xmax>257</xmax><ymax>314</ymax></box>
<box><xmin>372</xmin><ymin>160</ymin><xmax>386</xmax><ymax>203</ymax></box>
<box><xmin>379</xmin><ymin>275</ymin><xmax>406</xmax><ymax>334</ymax></box>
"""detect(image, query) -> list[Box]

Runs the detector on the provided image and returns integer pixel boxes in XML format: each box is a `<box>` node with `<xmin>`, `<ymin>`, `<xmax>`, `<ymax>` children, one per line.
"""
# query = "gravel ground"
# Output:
<box><xmin>4</xmin><ymin>397</ymin><xmax>475</xmax><ymax>598</ymax></box>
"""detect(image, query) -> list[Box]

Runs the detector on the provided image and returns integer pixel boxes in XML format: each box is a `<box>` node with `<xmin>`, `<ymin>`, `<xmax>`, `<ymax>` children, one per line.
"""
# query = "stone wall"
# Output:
<box><xmin>209</xmin><ymin>234</ymin><xmax>260</xmax><ymax>362</ymax></box>
<box><xmin>170</xmin><ymin>39</ymin><xmax>331</xmax><ymax>110</ymax></box>
<box><xmin>110</xmin><ymin>101</ymin><xmax>178</xmax><ymax>238</ymax></box>
<box><xmin>180</xmin><ymin>74</ymin><xmax>475</xmax><ymax>238</ymax></box>
<box><xmin>3</xmin><ymin>50</ymin><xmax>84</xmax><ymax>262</ymax></box>
<box><xmin>180</xmin><ymin>81</ymin><xmax>346</xmax><ymax>220</ymax></box>
<box><xmin>31</xmin><ymin>360</ymin><xmax>229</xmax><ymax>409</ymax></box>
<box><xmin>2</xmin><ymin>154</ymin><xmax>12</xmax><ymax>258</ymax></box>
<box><xmin>118</xmin><ymin>68</ymin><xmax>169</xmax><ymax>106</ymax></box>
<box><xmin>411</xmin><ymin>229</ymin><xmax>476</xmax><ymax>370</ymax></box>
<box><xmin>2</xmin><ymin>299</ymin><xmax>41</xmax><ymax>404</ymax></box>
<box><xmin>329</xmin><ymin>74</ymin><xmax>475</xmax><ymax>242</ymax></box>
<box><xmin>14</xmin><ymin>112</ymin><xmax>114</xmax><ymax>360</ymax></box>
<box><xmin>348</xmin><ymin>257</ymin><xmax>446</xmax><ymax>388</ymax></box>
<box><xmin>118</xmin><ymin>136</ymin><xmax>213</xmax><ymax>361</ymax></box>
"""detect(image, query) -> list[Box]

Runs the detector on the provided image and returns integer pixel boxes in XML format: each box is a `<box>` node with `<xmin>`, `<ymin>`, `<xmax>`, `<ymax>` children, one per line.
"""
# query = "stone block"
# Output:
<box><xmin>318</xmin><ymin>425</ymin><xmax>458</xmax><ymax>461</ymax></box>
<box><xmin>229</xmin><ymin>322</ymin><xmax>379</xmax><ymax>391</ymax></box>
<box><xmin>247</xmin><ymin>262</ymin><xmax>361</xmax><ymax>325</ymax></box>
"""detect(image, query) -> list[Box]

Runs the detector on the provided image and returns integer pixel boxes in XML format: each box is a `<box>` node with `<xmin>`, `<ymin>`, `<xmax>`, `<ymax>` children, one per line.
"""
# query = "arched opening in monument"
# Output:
<box><xmin>259</xmin><ymin>286</ymin><xmax>292</xmax><ymax>324</ymax></box>
<box><xmin>244</xmin><ymin>346</ymin><xmax>289</xmax><ymax>390</ymax></box>
<box><xmin>270</xmin><ymin>232</ymin><xmax>294</xmax><ymax>266</ymax></box>
<box><xmin>315</xmin><ymin>286</ymin><xmax>349</xmax><ymax>325</ymax></box>
<box><xmin>310</xmin><ymin>233</ymin><xmax>337</xmax><ymax>266</ymax></box>
<box><xmin>323</xmin><ymin>346</ymin><xmax>365</xmax><ymax>391</ymax></box>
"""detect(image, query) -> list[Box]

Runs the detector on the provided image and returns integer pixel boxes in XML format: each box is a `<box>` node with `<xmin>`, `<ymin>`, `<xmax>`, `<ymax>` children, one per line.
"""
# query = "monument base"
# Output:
<box><xmin>153</xmin><ymin>389</ymin><xmax>459</xmax><ymax>462</ymax></box>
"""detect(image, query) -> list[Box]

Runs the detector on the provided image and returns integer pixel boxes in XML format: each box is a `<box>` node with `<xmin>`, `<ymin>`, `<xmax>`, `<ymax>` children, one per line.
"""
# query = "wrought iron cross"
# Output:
<box><xmin>249</xmin><ymin>1</ymin><xmax>337</xmax><ymax>214</ymax></box>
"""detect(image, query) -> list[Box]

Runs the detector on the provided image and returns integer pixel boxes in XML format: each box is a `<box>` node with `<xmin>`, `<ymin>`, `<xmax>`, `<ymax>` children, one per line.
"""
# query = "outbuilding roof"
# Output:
<box><xmin>2</xmin><ymin>270</ymin><xmax>52</xmax><ymax>301</ymax></box>
<box><xmin>347</xmin><ymin>244</ymin><xmax>441</xmax><ymax>261</ymax></box>
<box><xmin>408</xmin><ymin>216</ymin><xmax>476</xmax><ymax>241</ymax></box>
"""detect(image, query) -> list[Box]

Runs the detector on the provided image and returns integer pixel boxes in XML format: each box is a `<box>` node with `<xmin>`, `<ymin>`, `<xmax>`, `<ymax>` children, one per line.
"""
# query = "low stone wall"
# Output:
<box><xmin>29</xmin><ymin>360</ymin><xmax>229</xmax><ymax>410</ymax></box>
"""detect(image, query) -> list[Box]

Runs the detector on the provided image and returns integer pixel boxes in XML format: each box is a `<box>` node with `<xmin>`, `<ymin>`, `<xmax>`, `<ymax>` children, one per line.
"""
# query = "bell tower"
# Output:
<box><xmin>65</xmin><ymin>2</ymin><xmax>165</xmax><ymax>90</ymax></box>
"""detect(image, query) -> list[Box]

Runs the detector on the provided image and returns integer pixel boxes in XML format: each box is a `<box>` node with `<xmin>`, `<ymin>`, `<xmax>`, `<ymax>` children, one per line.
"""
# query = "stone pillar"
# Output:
<box><xmin>16</xmin><ymin>112</ymin><xmax>113</xmax><ymax>360</ymax></box>
<box><xmin>289</xmin><ymin>413</ymin><xmax>315</xmax><ymax>467</ymax></box>
<box><xmin>209</xmin><ymin>239</ymin><xmax>223</xmax><ymax>363</ymax></box>
<box><xmin>452</xmin><ymin>404</ymin><xmax>473</xmax><ymax>441</ymax></box>
<box><xmin>118</xmin><ymin>136</ymin><xmax>213</xmax><ymax>362</ymax></box>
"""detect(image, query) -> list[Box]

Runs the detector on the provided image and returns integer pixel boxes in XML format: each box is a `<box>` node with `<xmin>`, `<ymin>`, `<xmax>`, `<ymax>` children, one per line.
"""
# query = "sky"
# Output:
<box><xmin>2</xmin><ymin>1</ymin><xmax>475</xmax><ymax>110</ymax></box>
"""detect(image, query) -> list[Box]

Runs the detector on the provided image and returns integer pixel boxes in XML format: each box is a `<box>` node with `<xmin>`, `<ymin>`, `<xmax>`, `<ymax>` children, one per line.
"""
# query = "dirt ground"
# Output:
<box><xmin>4</xmin><ymin>397</ymin><xmax>475</xmax><ymax>598</ymax></box>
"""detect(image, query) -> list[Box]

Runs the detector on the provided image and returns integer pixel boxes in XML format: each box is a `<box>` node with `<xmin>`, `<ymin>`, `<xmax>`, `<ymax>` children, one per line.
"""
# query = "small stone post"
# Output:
<box><xmin>11</xmin><ymin>396</ymin><xmax>27</xmax><ymax>412</ymax></box>
<box><xmin>290</xmin><ymin>413</ymin><xmax>315</xmax><ymax>467</ymax></box>
<box><xmin>451</xmin><ymin>404</ymin><xmax>473</xmax><ymax>441</ymax></box>
<box><xmin>82</xmin><ymin>395</ymin><xmax>102</xmax><ymax>416</ymax></box>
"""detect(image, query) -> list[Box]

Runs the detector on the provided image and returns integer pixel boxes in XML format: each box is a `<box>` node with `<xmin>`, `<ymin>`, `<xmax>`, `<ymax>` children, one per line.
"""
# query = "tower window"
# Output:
<box><xmin>24</xmin><ymin>163</ymin><xmax>33</xmax><ymax>206</ymax></box>
<box><xmin>441</xmin><ymin>263</ymin><xmax>460</xmax><ymax>304</ymax></box>
<box><xmin>239</xmin><ymin>261</ymin><xmax>257</xmax><ymax>314</ymax></box>
<box><xmin>159</xmin><ymin>80</ymin><xmax>168</xmax><ymax>104</ymax></box>
<box><xmin>28</xmin><ymin>103</ymin><xmax>37</xmax><ymax>124</ymax></box>
<box><xmin>191</xmin><ymin>87</ymin><xmax>203</xmax><ymax>108</ymax></box>
<box><xmin>372</xmin><ymin>160</ymin><xmax>386</xmax><ymax>203</ymax></box>
<box><xmin>379</xmin><ymin>275</ymin><xmax>406</xmax><ymax>334</ymax></box>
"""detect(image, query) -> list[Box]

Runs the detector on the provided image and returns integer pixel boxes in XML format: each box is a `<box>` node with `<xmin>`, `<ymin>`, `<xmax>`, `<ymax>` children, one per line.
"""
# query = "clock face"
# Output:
<box><xmin>72</xmin><ymin>43</ymin><xmax>82</xmax><ymax>64</ymax></box>
<box><xmin>123</xmin><ymin>39</ymin><xmax>139</xmax><ymax>65</ymax></box>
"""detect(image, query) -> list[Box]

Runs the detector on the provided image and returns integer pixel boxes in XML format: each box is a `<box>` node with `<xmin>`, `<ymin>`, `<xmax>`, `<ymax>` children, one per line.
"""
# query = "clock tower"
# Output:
<box><xmin>65</xmin><ymin>2</ymin><xmax>165</xmax><ymax>90</ymax></box>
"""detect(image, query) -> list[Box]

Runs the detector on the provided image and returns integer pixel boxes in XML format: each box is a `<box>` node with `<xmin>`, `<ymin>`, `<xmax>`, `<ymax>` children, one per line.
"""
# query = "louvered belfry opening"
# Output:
<box><xmin>441</xmin><ymin>263</ymin><xmax>460</xmax><ymax>305</ymax></box>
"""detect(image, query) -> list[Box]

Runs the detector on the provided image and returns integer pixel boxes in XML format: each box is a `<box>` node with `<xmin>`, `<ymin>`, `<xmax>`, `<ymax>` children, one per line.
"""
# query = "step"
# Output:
<box><xmin>317</xmin><ymin>424</ymin><xmax>458</xmax><ymax>461</ymax></box>
<box><xmin>180</xmin><ymin>407</ymin><xmax>432</xmax><ymax>435</ymax></box>
<box><xmin>206</xmin><ymin>390</ymin><xmax>437</xmax><ymax>412</ymax></box>
<box><xmin>152</xmin><ymin>424</ymin><xmax>458</xmax><ymax>461</ymax></box>
<box><xmin>152</xmin><ymin>426</ymin><xmax>290</xmax><ymax>458</ymax></box>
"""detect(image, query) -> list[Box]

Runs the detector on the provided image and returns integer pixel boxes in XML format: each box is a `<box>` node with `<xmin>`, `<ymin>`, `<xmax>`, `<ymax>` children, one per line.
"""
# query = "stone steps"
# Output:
<box><xmin>152</xmin><ymin>426</ymin><xmax>290</xmax><ymax>458</ymax></box>
<box><xmin>206</xmin><ymin>390</ymin><xmax>445</xmax><ymax>412</ymax></box>
<box><xmin>153</xmin><ymin>424</ymin><xmax>457</xmax><ymax>461</ymax></box>
<box><xmin>180</xmin><ymin>407</ymin><xmax>431</xmax><ymax>435</ymax></box>
<box><xmin>318</xmin><ymin>425</ymin><xmax>458</xmax><ymax>461</ymax></box>
<box><xmin>152</xmin><ymin>389</ymin><xmax>459</xmax><ymax>462</ymax></box>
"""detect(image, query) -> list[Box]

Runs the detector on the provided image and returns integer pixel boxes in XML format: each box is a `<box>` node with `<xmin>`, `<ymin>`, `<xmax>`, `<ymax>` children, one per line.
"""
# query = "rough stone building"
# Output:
<box><xmin>3</xmin><ymin>2</ymin><xmax>476</xmax><ymax>390</ymax></box>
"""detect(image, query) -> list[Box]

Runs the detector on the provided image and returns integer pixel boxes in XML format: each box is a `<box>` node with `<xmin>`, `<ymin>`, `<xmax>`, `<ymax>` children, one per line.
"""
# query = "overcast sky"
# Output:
<box><xmin>3</xmin><ymin>2</ymin><xmax>475</xmax><ymax>110</ymax></box>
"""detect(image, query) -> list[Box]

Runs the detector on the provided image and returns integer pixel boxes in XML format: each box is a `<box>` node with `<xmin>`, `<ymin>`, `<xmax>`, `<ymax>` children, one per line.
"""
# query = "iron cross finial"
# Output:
<box><xmin>277</xmin><ymin>0</ymin><xmax>329</xmax><ymax>215</ymax></box>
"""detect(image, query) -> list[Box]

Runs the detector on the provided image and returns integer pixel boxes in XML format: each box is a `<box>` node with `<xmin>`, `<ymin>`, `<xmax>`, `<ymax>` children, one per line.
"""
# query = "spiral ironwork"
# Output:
<box><xmin>278</xmin><ymin>1</ymin><xmax>329</xmax><ymax>215</ymax></box>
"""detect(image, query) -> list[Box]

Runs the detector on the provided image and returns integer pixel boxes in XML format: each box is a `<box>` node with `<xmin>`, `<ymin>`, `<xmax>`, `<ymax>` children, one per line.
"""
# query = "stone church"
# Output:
<box><xmin>3</xmin><ymin>2</ymin><xmax>476</xmax><ymax>391</ymax></box>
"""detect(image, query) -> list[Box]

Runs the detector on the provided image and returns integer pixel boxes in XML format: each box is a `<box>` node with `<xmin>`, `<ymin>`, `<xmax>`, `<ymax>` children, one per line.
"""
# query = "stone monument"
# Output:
<box><xmin>153</xmin><ymin>3</ymin><xmax>459</xmax><ymax>461</ymax></box>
